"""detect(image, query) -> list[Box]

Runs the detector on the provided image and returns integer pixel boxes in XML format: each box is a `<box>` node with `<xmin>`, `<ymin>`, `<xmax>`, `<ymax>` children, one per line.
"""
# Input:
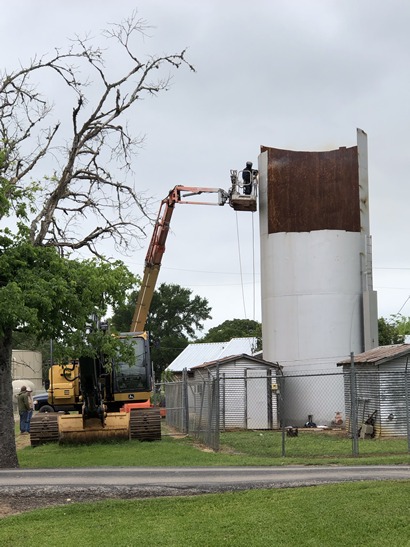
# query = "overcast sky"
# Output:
<box><xmin>2</xmin><ymin>1</ymin><xmax>410</xmax><ymax>334</ymax></box>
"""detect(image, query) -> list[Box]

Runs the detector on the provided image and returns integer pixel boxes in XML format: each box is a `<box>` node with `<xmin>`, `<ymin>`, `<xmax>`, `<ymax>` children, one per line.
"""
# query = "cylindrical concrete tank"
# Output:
<box><xmin>261</xmin><ymin>230</ymin><xmax>365</xmax><ymax>362</ymax></box>
<box><xmin>258</xmin><ymin>129</ymin><xmax>378</xmax><ymax>426</ymax></box>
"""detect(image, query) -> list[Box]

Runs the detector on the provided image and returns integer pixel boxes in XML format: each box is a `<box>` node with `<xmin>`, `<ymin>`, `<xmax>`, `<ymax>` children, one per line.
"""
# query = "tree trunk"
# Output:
<box><xmin>0</xmin><ymin>327</ymin><xmax>19</xmax><ymax>468</ymax></box>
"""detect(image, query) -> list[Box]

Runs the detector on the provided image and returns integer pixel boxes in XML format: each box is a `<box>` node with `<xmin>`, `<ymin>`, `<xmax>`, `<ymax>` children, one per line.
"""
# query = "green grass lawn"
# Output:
<box><xmin>220</xmin><ymin>430</ymin><xmax>410</xmax><ymax>459</ymax></box>
<box><xmin>1</xmin><ymin>481</ymin><xmax>409</xmax><ymax>546</ymax></box>
<box><xmin>11</xmin><ymin>428</ymin><xmax>410</xmax><ymax>546</ymax></box>
<box><xmin>17</xmin><ymin>429</ymin><xmax>410</xmax><ymax>468</ymax></box>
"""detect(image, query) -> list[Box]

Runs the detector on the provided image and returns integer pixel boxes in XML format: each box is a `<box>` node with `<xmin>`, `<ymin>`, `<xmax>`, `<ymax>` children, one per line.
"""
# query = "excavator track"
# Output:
<box><xmin>30</xmin><ymin>413</ymin><xmax>59</xmax><ymax>446</ymax></box>
<box><xmin>129</xmin><ymin>408</ymin><xmax>161</xmax><ymax>441</ymax></box>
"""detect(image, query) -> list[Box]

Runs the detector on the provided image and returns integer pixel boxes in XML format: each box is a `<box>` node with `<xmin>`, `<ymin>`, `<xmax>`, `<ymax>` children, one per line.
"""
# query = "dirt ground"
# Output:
<box><xmin>15</xmin><ymin>432</ymin><xmax>31</xmax><ymax>450</ymax></box>
<box><xmin>0</xmin><ymin>485</ymin><xmax>181</xmax><ymax>519</ymax></box>
<box><xmin>0</xmin><ymin>490</ymin><xmax>79</xmax><ymax>518</ymax></box>
<box><xmin>0</xmin><ymin>483</ymin><xmax>176</xmax><ymax>519</ymax></box>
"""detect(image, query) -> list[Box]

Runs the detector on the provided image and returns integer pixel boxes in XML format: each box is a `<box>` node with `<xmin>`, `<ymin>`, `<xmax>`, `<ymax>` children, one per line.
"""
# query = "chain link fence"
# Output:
<box><xmin>159</xmin><ymin>367</ymin><xmax>410</xmax><ymax>458</ymax></box>
<box><xmin>162</xmin><ymin>369</ymin><xmax>219</xmax><ymax>450</ymax></box>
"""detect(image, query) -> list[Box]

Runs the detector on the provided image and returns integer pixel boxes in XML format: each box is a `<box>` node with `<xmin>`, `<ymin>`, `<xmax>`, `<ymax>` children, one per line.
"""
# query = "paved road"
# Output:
<box><xmin>1</xmin><ymin>465</ymin><xmax>409</xmax><ymax>515</ymax></box>
<box><xmin>1</xmin><ymin>465</ymin><xmax>409</xmax><ymax>490</ymax></box>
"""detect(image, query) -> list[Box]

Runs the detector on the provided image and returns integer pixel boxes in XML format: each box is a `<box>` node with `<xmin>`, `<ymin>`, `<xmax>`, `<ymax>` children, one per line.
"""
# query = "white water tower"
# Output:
<box><xmin>258</xmin><ymin>129</ymin><xmax>378</xmax><ymax>426</ymax></box>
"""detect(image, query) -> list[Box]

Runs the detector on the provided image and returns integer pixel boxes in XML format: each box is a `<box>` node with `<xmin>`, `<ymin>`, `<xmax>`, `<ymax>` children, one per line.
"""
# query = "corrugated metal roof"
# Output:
<box><xmin>191</xmin><ymin>353</ymin><xmax>281</xmax><ymax>370</ymax></box>
<box><xmin>337</xmin><ymin>344</ymin><xmax>410</xmax><ymax>366</ymax></box>
<box><xmin>166</xmin><ymin>338</ymin><xmax>258</xmax><ymax>372</ymax></box>
<box><xmin>218</xmin><ymin>337</ymin><xmax>257</xmax><ymax>358</ymax></box>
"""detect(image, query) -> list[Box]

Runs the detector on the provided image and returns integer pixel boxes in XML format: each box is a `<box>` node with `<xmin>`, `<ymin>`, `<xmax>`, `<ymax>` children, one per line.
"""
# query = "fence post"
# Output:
<box><xmin>182</xmin><ymin>368</ymin><xmax>189</xmax><ymax>434</ymax></box>
<box><xmin>350</xmin><ymin>352</ymin><xmax>359</xmax><ymax>457</ymax></box>
<box><xmin>267</xmin><ymin>369</ymin><xmax>273</xmax><ymax>430</ymax></box>
<box><xmin>244</xmin><ymin>369</ymin><xmax>248</xmax><ymax>430</ymax></box>
<box><xmin>221</xmin><ymin>372</ymin><xmax>226</xmax><ymax>431</ymax></box>
<box><xmin>206</xmin><ymin>376</ymin><xmax>212</xmax><ymax>446</ymax></box>
<box><xmin>196</xmin><ymin>379</ymin><xmax>205</xmax><ymax>439</ymax></box>
<box><xmin>215</xmin><ymin>364</ymin><xmax>220</xmax><ymax>451</ymax></box>
<box><xmin>405</xmin><ymin>358</ymin><xmax>410</xmax><ymax>453</ymax></box>
<box><xmin>280</xmin><ymin>375</ymin><xmax>286</xmax><ymax>458</ymax></box>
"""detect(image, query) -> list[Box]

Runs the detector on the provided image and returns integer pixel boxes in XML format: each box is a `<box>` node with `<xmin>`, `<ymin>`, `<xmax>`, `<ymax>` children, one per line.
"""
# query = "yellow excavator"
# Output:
<box><xmin>30</xmin><ymin>169</ymin><xmax>258</xmax><ymax>446</ymax></box>
<box><xmin>30</xmin><ymin>329</ymin><xmax>160</xmax><ymax>445</ymax></box>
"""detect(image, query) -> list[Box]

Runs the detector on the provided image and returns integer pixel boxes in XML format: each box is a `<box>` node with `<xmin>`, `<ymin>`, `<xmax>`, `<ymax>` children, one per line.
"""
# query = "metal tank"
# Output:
<box><xmin>258</xmin><ymin>129</ymin><xmax>378</xmax><ymax>427</ymax></box>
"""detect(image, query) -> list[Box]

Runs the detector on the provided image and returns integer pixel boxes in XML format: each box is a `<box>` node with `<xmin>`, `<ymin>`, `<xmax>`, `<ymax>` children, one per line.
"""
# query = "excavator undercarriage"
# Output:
<box><xmin>30</xmin><ymin>408</ymin><xmax>161</xmax><ymax>446</ymax></box>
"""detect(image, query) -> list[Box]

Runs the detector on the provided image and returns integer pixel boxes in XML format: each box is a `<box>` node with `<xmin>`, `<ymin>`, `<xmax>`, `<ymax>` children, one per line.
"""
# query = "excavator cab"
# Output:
<box><xmin>228</xmin><ymin>167</ymin><xmax>258</xmax><ymax>212</ymax></box>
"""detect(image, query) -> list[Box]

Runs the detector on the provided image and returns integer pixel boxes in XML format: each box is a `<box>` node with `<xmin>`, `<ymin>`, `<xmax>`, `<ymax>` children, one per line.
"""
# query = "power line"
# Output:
<box><xmin>397</xmin><ymin>295</ymin><xmax>410</xmax><ymax>315</ymax></box>
<box><xmin>183</xmin><ymin>281</ymin><xmax>261</xmax><ymax>288</ymax></box>
<box><xmin>374</xmin><ymin>267</ymin><xmax>410</xmax><ymax>271</ymax></box>
<box><xmin>124</xmin><ymin>260</ymin><xmax>261</xmax><ymax>277</ymax></box>
<box><xmin>252</xmin><ymin>212</ymin><xmax>256</xmax><ymax>321</ymax></box>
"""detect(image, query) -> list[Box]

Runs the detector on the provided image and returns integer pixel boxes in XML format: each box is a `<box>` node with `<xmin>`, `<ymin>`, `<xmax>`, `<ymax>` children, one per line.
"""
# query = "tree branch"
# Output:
<box><xmin>0</xmin><ymin>11</ymin><xmax>194</xmax><ymax>257</ymax></box>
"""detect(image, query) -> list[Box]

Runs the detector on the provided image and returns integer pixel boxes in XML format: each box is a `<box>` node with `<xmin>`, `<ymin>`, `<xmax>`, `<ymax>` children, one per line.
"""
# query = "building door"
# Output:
<box><xmin>245</xmin><ymin>369</ymin><xmax>270</xmax><ymax>429</ymax></box>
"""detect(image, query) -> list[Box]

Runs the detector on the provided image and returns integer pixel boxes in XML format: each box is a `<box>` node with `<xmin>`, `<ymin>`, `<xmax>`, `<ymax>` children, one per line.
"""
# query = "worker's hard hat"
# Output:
<box><xmin>26</xmin><ymin>387</ymin><xmax>33</xmax><ymax>392</ymax></box>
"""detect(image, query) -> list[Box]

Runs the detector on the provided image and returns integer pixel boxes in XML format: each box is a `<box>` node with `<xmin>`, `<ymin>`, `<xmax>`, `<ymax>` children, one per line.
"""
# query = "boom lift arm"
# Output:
<box><xmin>131</xmin><ymin>185</ymin><xmax>229</xmax><ymax>333</ymax></box>
<box><xmin>131</xmin><ymin>170</ymin><xmax>258</xmax><ymax>334</ymax></box>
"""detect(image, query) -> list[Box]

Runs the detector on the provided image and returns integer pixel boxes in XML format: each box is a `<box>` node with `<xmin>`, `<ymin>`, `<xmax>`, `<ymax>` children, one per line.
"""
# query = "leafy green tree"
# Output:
<box><xmin>200</xmin><ymin>318</ymin><xmax>262</xmax><ymax>350</ymax></box>
<box><xmin>378</xmin><ymin>314</ymin><xmax>410</xmax><ymax>345</ymax></box>
<box><xmin>0</xmin><ymin>13</ymin><xmax>193</xmax><ymax>468</ymax></box>
<box><xmin>0</xmin><ymin>241</ymin><xmax>134</xmax><ymax>468</ymax></box>
<box><xmin>394</xmin><ymin>315</ymin><xmax>410</xmax><ymax>340</ymax></box>
<box><xmin>111</xmin><ymin>282</ymin><xmax>211</xmax><ymax>379</ymax></box>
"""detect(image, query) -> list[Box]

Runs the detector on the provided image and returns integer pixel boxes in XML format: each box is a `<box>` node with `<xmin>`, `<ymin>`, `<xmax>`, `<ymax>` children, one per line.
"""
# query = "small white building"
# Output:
<box><xmin>191</xmin><ymin>353</ymin><xmax>281</xmax><ymax>430</ymax></box>
<box><xmin>166</xmin><ymin>338</ymin><xmax>281</xmax><ymax>430</ymax></box>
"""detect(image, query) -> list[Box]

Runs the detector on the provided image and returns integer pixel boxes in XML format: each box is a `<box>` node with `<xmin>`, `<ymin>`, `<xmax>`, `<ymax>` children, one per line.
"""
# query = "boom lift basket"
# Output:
<box><xmin>229</xmin><ymin>169</ymin><xmax>258</xmax><ymax>212</ymax></box>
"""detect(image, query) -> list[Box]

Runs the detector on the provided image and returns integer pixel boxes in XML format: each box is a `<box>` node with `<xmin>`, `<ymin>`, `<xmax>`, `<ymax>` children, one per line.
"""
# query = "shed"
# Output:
<box><xmin>337</xmin><ymin>344</ymin><xmax>410</xmax><ymax>437</ymax></box>
<box><xmin>191</xmin><ymin>353</ymin><xmax>281</xmax><ymax>430</ymax></box>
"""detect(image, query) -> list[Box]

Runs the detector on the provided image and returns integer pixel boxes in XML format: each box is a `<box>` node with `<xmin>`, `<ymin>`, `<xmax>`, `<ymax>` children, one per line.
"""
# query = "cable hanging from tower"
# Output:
<box><xmin>235</xmin><ymin>211</ymin><xmax>247</xmax><ymax>319</ymax></box>
<box><xmin>235</xmin><ymin>210</ymin><xmax>257</xmax><ymax>321</ymax></box>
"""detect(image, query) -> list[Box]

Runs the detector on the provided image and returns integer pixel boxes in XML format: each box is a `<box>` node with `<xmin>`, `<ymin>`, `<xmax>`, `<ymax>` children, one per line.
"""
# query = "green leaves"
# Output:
<box><xmin>0</xmin><ymin>154</ymin><xmax>40</xmax><ymax>223</ymax></box>
<box><xmin>200</xmin><ymin>319</ymin><xmax>262</xmax><ymax>349</ymax></box>
<box><xmin>378</xmin><ymin>314</ymin><xmax>410</xmax><ymax>345</ymax></box>
<box><xmin>148</xmin><ymin>284</ymin><xmax>211</xmax><ymax>339</ymax></box>
<box><xmin>0</xmin><ymin>241</ymin><xmax>135</xmax><ymax>354</ymax></box>
<box><xmin>111</xmin><ymin>282</ymin><xmax>211</xmax><ymax>377</ymax></box>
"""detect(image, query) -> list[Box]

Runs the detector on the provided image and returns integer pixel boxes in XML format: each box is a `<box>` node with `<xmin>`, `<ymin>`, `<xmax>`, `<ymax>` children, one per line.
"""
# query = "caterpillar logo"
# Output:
<box><xmin>128</xmin><ymin>394</ymin><xmax>135</xmax><ymax>400</ymax></box>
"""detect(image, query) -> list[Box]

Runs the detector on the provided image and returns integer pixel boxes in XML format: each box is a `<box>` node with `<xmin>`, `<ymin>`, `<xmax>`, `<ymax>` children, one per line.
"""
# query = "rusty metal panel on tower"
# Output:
<box><xmin>260</xmin><ymin>145</ymin><xmax>361</xmax><ymax>234</ymax></box>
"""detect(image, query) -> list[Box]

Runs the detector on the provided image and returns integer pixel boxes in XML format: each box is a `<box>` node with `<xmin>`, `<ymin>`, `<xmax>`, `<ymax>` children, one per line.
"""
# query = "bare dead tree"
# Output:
<box><xmin>0</xmin><ymin>11</ymin><xmax>195</xmax><ymax>257</ymax></box>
